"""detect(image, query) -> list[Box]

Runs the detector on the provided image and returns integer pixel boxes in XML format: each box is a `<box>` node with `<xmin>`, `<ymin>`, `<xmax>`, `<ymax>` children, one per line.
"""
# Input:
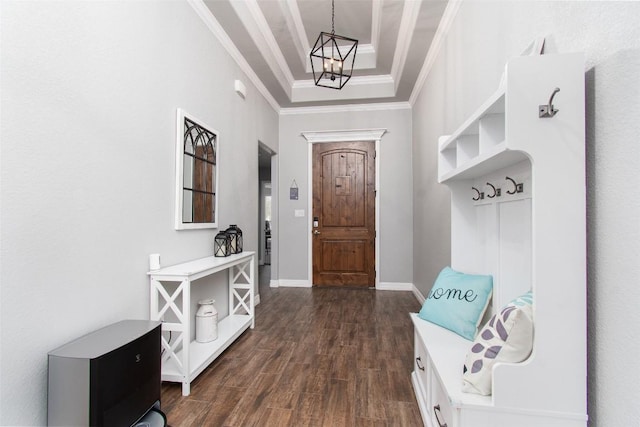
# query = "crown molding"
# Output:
<box><xmin>409</xmin><ymin>0</ymin><xmax>461</xmax><ymax>106</ymax></box>
<box><xmin>282</xmin><ymin>0</ymin><xmax>311</xmax><ymax>71</ymax></box>
<box><xmin>390</xmin><ymin>0</ymin><xmax>423</xmax><ymax>92</ymax></box>
<box><xmin>304</xmin><ymin>43</ymin><xmax>377</xmax><ymax>73</ymax></box>
<box><xmin>292</xmin><ymin>73</ymin><xmax>394</xmax><ymax>89</ymax></box>
<box><xmin>350</xmin><ymin>44</ymin><xmax>377</xmax><ymax>70</ymax></box>
<box><xmin>281</xmin><ymin>101</ymin><xmax>410</xmax><ymax>116</ymax></box>
<box><xmin>291</xmin><ymin>74</ymin><xmax>395</xmax><ymax>103</ymax></box>
<box><xmin>187</xmin><ymin>0</ymin><xmax>280</xmax><ymax>113</ymax></box>
<box><xmin>371</xmin><ymin>0</ymin><xmax>383</xmax><ymax>54</ymax></box>
<box><xmin>230</xmin><ymin>0</ymin><xmax>294</xmax><ymax>98</ymax></box>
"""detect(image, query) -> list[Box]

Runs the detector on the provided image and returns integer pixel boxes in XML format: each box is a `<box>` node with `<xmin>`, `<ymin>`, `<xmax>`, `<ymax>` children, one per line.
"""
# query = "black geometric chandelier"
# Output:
<box><xmin>309</xmin><ymin>0</ymin><xmax>358</xmax><ymax>90</ymax></box>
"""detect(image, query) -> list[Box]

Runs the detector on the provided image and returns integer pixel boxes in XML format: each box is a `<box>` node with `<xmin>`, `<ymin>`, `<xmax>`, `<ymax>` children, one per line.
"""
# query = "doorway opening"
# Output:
<box><xmin>262</xmin><ymin>182</ymin><xmax>272</xmax><ymax>265</ymax></box>
<box><xmin>258</xmin><ymin>143</ymin><xmax>275</xmax><ymax>292</ymax></box>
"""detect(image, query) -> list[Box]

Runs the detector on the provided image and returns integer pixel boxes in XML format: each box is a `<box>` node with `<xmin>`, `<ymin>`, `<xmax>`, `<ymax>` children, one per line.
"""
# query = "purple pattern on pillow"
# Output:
<box><xmin>502</xmin><ymin>306</ymin><xmax>516</xmax><ymax>322</ymax></box>
<box><xmin>482</xmin><ymin>329</ymin><xmax>494</xmax><ymax>340</ymax></box>
<box><xmin>489</xmin><ymin>314</ymin><xmax>496</xmax><ymax>328</ymax></box>
<box><xmin>496</xmin><ymin>320</ymin><xmax>508</xmax><ymax>341</ymax></box>
<box><xmin>472</xmin><ymin>343</ymin><xmax>484</xmax><ymax>353</ymax></box>
<box><xmin>471</xmin><ymin>359</ymin><xmax>483</xmax><ymax>374</ymax></box>
<box><xmin>485</xmin><ymin>345</ymin><xmax>502</xmax><ymax>359</ymax></box>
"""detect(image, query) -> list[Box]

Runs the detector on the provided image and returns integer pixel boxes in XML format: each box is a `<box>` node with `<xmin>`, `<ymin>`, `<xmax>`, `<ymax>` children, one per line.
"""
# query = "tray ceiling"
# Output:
<box><xmin>201</xmin><ymin>0</ymin><xmax>449</xmax><ymax>108</ymax></box>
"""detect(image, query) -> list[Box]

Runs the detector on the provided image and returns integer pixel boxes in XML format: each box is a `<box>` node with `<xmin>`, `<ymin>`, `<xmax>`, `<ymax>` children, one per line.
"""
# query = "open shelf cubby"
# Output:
<box><xmin>438</xmin><ymin>90</ymin><xmax>506</xmax><ymax>181</ymax></box>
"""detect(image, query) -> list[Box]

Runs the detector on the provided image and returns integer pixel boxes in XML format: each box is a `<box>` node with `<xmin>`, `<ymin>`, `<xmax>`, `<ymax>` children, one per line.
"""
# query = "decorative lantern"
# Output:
<box><xmin>309</xmin><ymin>0</ymin><xmax>358</xmax><ymax>90</ymax></box>
<box><xmin>225</xmin><ymin>225</ymin><xmax>243</xmax><ymax>254</ymax></box>
<box><xmin>214</xmin><ymin>231</ymin><xmax>230</xmax><ymax>257</ymax></box>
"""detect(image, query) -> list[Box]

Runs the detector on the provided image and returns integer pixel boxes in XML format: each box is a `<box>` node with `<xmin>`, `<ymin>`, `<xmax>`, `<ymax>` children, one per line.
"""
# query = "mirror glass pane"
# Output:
<box><xmin>176</xmin><ymin>110</ymin><xmax>218</xmax><ymax>229</ymax></box>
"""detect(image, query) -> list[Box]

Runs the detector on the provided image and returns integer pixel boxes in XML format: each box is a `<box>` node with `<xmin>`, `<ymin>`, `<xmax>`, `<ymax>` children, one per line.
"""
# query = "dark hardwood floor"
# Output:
<box><xmin>160</xmin><ymin>266</ymin><xmax>423</xmax><ymax>426</ymax></box>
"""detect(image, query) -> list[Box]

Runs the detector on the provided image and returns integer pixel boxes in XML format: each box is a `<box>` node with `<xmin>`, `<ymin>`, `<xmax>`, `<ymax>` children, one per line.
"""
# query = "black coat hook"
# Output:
<box><xmin>506</xmin><ymin>176</ymin><xmax>517</xmax><ymax>194</ymax></box>
<box><xmin>486</xmin><ymin>182</ymin><xmax>497</xmax><ymax>198</ymax></box>
<box><xmin>472</xmin><ymin>187</ymin><xmax>484</xmax><ymax>201</ymax></box>
<box><xmin>505</xmin><ymin>176</ymin><xmax>524</xmax><ymax>194</ymax></box>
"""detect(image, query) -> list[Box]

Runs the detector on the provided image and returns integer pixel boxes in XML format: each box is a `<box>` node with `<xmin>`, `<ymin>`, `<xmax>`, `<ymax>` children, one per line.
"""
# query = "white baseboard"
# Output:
<box><xmin>255</xmin><ymin>294</ymin><xmax>261</xmax><ymax>306</ymax></box>
<box><xmin>269</xmin><ymin>280</ymin><xmax>421</xmax><ymax>294</ymax></box>
<box><xmin>377</xmin><ymin>282</ymin><xmax>414</xmax><ymax>291</ymax></box>
<box><xmin>412</xmin><ymin>285</ymin><xmax>426</xmax><ymax>304</ymax></box>
<box><xmin>276</xmin><ymin>279</ymin><xmax>312</xmax><ymax>288</ymax></box>
<box><xmin>268</xmin><ymin>279</ymin><xmax>427</xmax><ymax>301</ymax></box>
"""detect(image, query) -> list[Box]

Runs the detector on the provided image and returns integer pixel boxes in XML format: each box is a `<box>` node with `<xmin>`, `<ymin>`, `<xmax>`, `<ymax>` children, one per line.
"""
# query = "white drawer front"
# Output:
<box><xmin>430</xmin><ymin>368</ymin><xmax>454</xmax><ymax>427</ymax></box>
<box><xmin>414</xmin><ymin>330</ymin><xmax>430</xmax><ymax>401</ymax></box>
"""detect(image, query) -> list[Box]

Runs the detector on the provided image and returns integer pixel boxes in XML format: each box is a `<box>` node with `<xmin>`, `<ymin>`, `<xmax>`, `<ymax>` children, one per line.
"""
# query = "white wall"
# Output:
<box><xmin>0</xmin><ymin>1</ymin><xmax>278</xmax><ymax>424</ymax></box>
<box><xmin>412</xmin><ymin>1</ymin><xmax>640</xmax><ymax>426</ymax></box>
<box><xmin>278</xmin><ymin>107</ymin><xmax>413</xmax><ymax>286</ymax></box>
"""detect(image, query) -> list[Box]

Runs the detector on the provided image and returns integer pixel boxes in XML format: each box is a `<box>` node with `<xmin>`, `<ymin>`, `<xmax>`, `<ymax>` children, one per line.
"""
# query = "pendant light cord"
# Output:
<box><xmin>331</xmin><ymin>0</ymin><xmax>335</xmax><ymax>34</ymax></box>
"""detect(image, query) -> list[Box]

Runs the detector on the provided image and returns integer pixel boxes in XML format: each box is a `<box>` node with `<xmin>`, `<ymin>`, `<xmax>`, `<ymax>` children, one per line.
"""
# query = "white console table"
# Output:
<box><xmin>148</xmin><ymin>252</ymin><xmax>255</xmax><ymax>396</ymax></box>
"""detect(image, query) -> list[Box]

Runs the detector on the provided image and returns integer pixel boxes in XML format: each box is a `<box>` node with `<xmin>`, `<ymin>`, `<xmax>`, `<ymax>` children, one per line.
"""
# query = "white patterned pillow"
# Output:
<box><xmin>462</xmin><ymin>292</ymin><xmax>533</xmax><ymax>395</ymax></box>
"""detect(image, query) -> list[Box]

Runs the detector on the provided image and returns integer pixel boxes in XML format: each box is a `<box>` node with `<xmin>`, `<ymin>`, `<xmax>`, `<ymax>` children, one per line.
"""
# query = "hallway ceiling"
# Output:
<box><xmin>202</xmin><ymin>0</ymin><xmax>449</xmax><ymax>108</ymax></box>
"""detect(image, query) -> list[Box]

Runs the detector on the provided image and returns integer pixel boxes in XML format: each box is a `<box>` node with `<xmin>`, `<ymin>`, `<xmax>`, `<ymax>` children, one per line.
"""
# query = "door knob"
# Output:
<box><xmin>313</xmin><ymin>230</ymin><xmax>321</xmax><ymax>235</ymax></box>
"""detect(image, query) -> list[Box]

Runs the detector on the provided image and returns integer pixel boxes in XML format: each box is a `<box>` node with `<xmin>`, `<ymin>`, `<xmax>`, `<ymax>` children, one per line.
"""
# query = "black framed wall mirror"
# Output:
<box><xmin>175</xmin><ymin>109</ymin><xmax>219</xmax><ymax>230</ymax></box>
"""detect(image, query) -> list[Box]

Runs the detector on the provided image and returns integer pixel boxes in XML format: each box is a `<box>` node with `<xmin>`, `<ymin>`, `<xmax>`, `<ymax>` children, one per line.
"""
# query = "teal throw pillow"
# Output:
<box><xmin>418</xmin><ymin>267</ymin><xmax>493</xmax><ymax>341</ymax></box>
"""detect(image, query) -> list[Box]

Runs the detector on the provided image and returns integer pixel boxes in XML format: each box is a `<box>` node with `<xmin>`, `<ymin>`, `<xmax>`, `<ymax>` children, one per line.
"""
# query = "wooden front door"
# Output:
<box><xmin>312</xmin><ymin>141</ymin><xmax>375</xmax><ymax>287</ymax></box>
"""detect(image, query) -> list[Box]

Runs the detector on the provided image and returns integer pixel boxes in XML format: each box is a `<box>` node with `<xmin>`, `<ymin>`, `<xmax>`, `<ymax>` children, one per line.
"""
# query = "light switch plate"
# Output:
<box><xmin>294</xmin><ymin>209</ymin><xmax>305</xmax><ymax>217</ymax></box>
